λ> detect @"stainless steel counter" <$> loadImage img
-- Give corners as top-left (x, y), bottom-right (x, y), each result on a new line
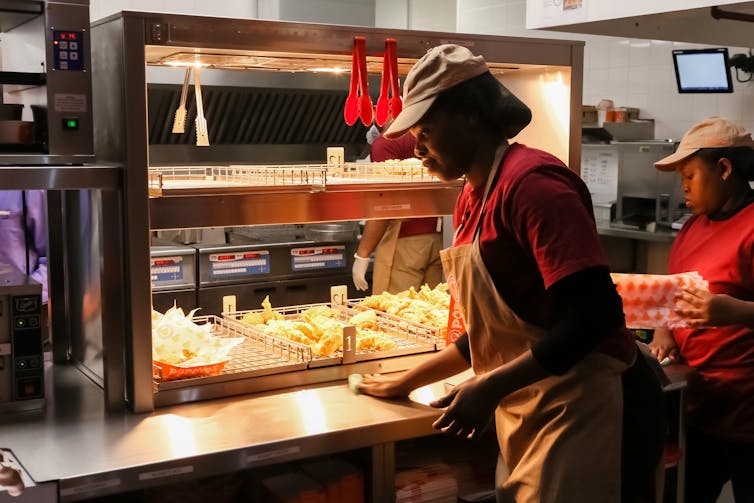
top-left (597, 224), bottom-right (677, 243)
top-left (0, 363), bottom-right (443, 501)
top-left (0, 360), bottom-right (692, 502)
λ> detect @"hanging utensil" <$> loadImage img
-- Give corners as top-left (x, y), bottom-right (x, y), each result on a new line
top-left (193, 66), bottom-right (209, 147)
top-left (374, 39), bottom-right (391, 127)
top-left (387, 38), bottom-right (402, 120)
top-left (171, 66), bottom-right (191, 134)
top-left (344, 37), bottom-right (360, 126)
top-left (356, 36), bottom-right (373, 126)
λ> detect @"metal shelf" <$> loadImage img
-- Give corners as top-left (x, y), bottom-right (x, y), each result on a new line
top-left (0, 71), bottom-right (45, 86)
top-left (0, 0), bottom-right (43, 33)
top-left (148, 182), bottom-right (462, 229)
top-left (0, 165), bottom-right (120, 190)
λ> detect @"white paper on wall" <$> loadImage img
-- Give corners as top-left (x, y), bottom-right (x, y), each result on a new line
top-left (580, 148), bottom-right (618, 204)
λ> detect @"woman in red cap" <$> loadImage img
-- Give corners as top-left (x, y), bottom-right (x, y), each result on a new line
top-left (358, 44), bottom-right (665, 502)
top-left (650, 116), bottom-right (754, 503)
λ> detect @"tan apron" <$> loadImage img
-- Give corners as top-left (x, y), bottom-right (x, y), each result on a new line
top-left (440, 145), bottom-right (629, 503)
top-left (372, 220), bottom-right (402, 295)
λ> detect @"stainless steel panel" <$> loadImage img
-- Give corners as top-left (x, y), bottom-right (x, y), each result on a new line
top-left (64, 190), bottom-right (103, 387)
top-left (44, 1), bottom-right (94, 161)
top-left (149, 186), bottom-right (461, 229)
top-left (0, 166), bottom-right (119, 190)
top-left (92, 16), bottom-right (154, 412)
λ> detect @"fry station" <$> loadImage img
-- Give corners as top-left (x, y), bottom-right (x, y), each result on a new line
top-left (0, 4), bottom-right (694, 502)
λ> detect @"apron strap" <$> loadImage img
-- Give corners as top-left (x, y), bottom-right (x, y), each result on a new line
top-left (471, 142), bottom-right (508, 243)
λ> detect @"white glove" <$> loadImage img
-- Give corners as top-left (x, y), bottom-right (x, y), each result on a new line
top-left (352, 253), bottom-right (370, 291)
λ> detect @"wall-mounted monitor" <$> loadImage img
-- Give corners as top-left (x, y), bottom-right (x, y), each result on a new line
top-left (672, 48), bottom-right (733, 93)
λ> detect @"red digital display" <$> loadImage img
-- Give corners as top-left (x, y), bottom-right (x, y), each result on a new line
top-left (216, 255), bottom-right (237, 261)
top-left (243, 253), bottom-right (260, 259)
top-left (297, 250), bottom-right (314, 255)
top-left (59, 32), bottom-right (78, 40)
top-left (153, 259), bottom-right (175, 266)
top-left (321, 248), bottom-right (336, 254)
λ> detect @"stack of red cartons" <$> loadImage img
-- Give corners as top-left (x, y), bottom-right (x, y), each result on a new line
top-left (301, 457), bottom-right (365, 503)
top-left (395, 463), bottom-right (458, 502)
top-left (260, 471), bottom-right (327, 503)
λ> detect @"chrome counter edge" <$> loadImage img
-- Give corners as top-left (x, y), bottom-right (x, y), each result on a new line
top-left (0, 363), bottom-right (440, 501)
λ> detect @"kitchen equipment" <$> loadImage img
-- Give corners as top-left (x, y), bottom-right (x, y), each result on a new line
top-left (375, 40), bottom-right (391, 126)
top-left (150, 245), bottom-right (198, 313)
top-left (194, 239), bottom-right (361, 316)
top-left (0, 0), bottom-right (94, 164)
top-left (356, 36), bottom-right (373, 126)
top-left (193, 67), bottom-right (209, 146)
top-left (387, 38), bottom-right (402, 119)
top-left (91, 12), bottom-right (583, 411)
top-left (171, 67), bottom-right (191, 134)
top-left (304, 222), bottom-right (358, 242)
top-left (344, 38), bottom-right (360, 126)
top-left (0, 264), bottom-right (43, 413)
top-left (0, 105), bottom-right (22, 120)
top-left (581, 141), bottom-right (682, 229)
top-left (0, 121), bottom-right (32, 144)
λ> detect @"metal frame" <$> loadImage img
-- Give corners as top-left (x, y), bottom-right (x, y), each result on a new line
top-left (91, 11), bottom-right (584, 413)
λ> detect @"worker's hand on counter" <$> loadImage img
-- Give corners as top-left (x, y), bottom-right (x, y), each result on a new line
top-left (352, 253), bottom-right (370, 291)
top-left (358, 373), bottom-right (411, 398)
top-left (649, 328), bottom-right (678, 363)
top-left (429, 373), bottom-right (497, 441)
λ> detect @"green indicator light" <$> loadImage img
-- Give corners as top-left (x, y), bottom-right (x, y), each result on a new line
top-left (62, 118), bottom-right (79, 130)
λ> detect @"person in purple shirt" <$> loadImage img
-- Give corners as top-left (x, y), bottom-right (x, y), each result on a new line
top-left (0, 190), bottom-right (47, 303)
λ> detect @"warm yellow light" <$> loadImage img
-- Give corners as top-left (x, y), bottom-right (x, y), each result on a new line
top-left (539, 70), bottom-right (570, 138)
top-left (160, 414), bottom-right (198, 457)
top-left (309, 67), bottom-right (348, 73)
top-left (409, 384), bottom-right (441, 406)
top-left (166, 61), bottom-right (209, 68)
top-left (294, 389), bottom-right (328, 434)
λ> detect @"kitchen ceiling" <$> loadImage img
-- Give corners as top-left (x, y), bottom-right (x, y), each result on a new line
top-left (539, 2), bottom-right (754, 47)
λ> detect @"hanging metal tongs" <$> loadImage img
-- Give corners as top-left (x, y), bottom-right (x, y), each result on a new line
top-left (171, 67), bottom-right (191, 134)
top-left (193, 66), bottom-right (210, 146)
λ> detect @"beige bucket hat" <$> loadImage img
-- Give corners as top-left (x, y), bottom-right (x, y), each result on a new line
top-left (384, 44), bottom-right (530, 139)
top-left (655, 116), bottom-right (754, 171)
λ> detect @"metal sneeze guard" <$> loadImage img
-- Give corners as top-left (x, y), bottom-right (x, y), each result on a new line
top-left (147, 161), bottom-right (443, 196)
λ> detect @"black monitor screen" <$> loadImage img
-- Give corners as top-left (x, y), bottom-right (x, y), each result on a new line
top-left (673, 48), bottom-right (733, 93)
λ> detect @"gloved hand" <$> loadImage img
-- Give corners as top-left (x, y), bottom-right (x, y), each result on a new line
top-left (352, 253), bottom-right (370, 291)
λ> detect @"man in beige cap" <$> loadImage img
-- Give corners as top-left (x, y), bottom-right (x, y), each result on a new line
top-left (358, 44), bottom-right (665, 503)
top-left (650, 116), bottom-right (754, 503)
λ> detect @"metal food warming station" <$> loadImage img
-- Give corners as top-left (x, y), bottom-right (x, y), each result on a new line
top-left (88, 11), bottom-right (584, 414)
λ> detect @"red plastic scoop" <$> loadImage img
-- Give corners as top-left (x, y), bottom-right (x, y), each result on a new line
top-left (387, 38), bottom-right (402, 120)
top-left (343, 37), bottom-right (360, 126)
top-left (355, 37), bottom-right (373, 126)
top-left (375, 39), bottom-right (391, 126)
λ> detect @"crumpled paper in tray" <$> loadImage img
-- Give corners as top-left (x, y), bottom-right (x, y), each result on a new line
top-left (610, 271), bottom-right (709, 329)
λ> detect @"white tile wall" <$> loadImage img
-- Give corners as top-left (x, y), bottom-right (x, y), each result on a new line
top-left (455, 0), bottom-right (754, 140)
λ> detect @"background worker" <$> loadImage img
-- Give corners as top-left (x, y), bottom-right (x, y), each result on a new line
top-left (352, 129), bottom-right (443, 295)
top-left (0, 190), bottom-right (47, 302)
top-left (649, 116), bottom-right (754, 503)
top-left (358, 44), bottom-right (665, 502)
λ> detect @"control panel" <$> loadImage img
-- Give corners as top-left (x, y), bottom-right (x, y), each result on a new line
top-left (10, 293), bottom-right (43, 401)
top-left (52, 30), bottom-right (85, 72)
top-left (210, 250), bottom-right (271, 279)
top-left (290, 245), bottom-right (347, 272)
